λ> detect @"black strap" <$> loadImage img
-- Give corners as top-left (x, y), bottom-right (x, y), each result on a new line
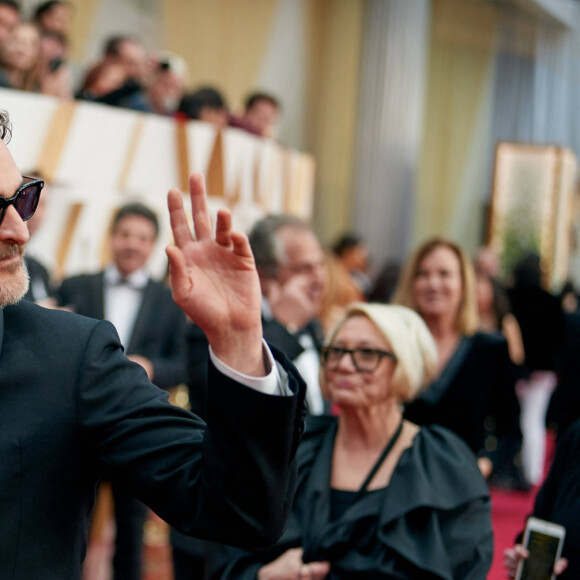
top-left (353, 417), bottom-right (404, 502)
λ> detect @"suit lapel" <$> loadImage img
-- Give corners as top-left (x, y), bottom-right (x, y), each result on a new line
top-left (93, 273), bottom-right (106, 320)
top-left (126, 280), bottom-right (154, 354)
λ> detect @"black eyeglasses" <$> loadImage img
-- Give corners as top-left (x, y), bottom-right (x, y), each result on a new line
top-left (0, 176), bottom-right (44, 226)
top-left (319, 346), bottom-right (397, 373)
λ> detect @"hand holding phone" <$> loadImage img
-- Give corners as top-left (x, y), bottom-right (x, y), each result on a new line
top-left (515, 517), bottom-right (566, 580)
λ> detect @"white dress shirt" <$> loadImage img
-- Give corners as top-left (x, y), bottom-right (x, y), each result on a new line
top-left (103, 265), bottom-right (148, 347)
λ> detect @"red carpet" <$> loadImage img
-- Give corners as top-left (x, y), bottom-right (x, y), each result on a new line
top-left (487, 431), bottom-right (556, 579)
top-left (488, 486), bottom-right (538, 579)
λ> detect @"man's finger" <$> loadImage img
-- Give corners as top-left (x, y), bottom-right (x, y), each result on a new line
top-left (231, 231), bottom-right (253, 258)
top-left (189, 172), bottom-right (212, 240)
top-left (166, 244), bottom-right (193, 306)
top-left (167, 189), bottom-right (192, 249)
top-left (215, 208), bottom-right (232, 247)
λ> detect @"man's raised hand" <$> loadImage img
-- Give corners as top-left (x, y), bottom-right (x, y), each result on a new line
top-left (166, 172), bottom-right (265, 376)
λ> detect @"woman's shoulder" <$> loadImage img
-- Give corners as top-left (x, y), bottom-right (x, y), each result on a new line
top-left (393, 424), bottom-right (489, 507)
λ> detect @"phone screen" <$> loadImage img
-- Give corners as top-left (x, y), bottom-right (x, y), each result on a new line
top-left (518, 529), bottom-right (561, 580)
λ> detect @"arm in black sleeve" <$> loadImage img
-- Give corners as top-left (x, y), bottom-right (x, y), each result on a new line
top-left (79, 321), bottom-right (306, 548)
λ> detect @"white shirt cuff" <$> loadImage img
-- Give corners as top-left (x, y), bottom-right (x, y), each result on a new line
top-left (208, 340), bottom-right (291, 396)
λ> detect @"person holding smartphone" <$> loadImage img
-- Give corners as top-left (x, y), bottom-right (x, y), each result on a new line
top-left (504, 417), bottom-right (580, 578)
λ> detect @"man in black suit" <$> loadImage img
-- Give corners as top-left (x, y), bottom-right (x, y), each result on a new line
top-left (249, 214), bottom-right (327, 414)
top-left (57, 202), bottom-right (188, 579)
top-left (0, 110), bottom-right (305, 579)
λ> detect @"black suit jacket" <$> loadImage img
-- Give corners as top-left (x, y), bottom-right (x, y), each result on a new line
top-left (57, 272), bottom-right (187, 389)
top-left (0, 300), bottom-right (305, 578)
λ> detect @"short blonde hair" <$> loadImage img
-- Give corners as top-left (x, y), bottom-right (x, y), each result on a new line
top-left (320, 303), bottom-right (438, 403)
top-left (392, 237), bottom-right (479, 335)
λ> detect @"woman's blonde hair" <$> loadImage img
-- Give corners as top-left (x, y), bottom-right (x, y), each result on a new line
top-left (320, 303), bottom-right (438, 403)
top-left (391, 237), bottom-right (479, 335)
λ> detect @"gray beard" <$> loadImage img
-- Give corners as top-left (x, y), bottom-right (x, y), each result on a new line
top-left (0, 257), bottom-right (29, 308)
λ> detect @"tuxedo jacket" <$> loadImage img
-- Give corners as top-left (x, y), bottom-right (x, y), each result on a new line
top-left (57, 272), bottom-right (187, 389)
top-left (0, 300), bottom-right (305, 578)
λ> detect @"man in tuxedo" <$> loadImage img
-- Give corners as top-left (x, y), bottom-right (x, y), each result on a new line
top-left (0, 110), bottom-right (305, 578)
top-left (57, 202), bottom-right (188, 579)
top-left (249, 214), bottom-right (327, 415)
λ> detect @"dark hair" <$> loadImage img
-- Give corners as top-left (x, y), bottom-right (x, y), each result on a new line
top-left (0, 109), bottom-right (12, 142)
top-left (0, 0), bottom-right (19, 12)
top-left (103, 35), bottom-right (139, 57)
top-left (367, 260), bottom-right (401, 303)
top-left (33, 0), bottom-right (65, 21)
top-left (248, 214), bottom-right (311, 279)
top-left (332, 233), bottom-right (363, 257)
top-left (244, 92), bottom-right (280, 112)
top-left (178, 87), bottom-right (226, 120)
top-left (112, 203), bottom-right (159, 237)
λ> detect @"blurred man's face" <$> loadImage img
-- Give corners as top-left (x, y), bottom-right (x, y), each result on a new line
top-left (117, 40), bottom-right (146, 81)
top-left (276, 226), bottom-right (326, 310)
top-left (244, 100), bottom-right (279, 138)
top-left (111, 214), bottom-right (156, 276)
top-left (38, 3), bottom-right (70, 34)
top-left (0, 139), bottom-right (30, 306)
top-left (0, 5), bottom-right (19, 46)
top-left (2, 23), bottom-right (40, 73)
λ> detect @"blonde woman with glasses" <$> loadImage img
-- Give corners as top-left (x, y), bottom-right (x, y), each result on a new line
top-left (208, 303), bottom-right (493, 579)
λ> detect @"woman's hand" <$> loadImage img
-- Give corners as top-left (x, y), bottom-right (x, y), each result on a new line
top-left (257, 548), bottom-right (330, 580)
top-left (504, 544), bottom-right (568, 577)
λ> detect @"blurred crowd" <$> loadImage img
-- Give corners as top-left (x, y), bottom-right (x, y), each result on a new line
top-left (0, 0), bottom-right (281, 138)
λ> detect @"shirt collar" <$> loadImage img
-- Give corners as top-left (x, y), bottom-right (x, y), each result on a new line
top-left (104, 264), bottom-right (149, 290)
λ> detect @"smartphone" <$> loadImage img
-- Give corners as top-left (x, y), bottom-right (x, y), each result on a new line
top-left (515, 516), bottom-right (566, 580)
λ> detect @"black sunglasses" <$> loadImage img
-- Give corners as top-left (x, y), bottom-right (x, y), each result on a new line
top-left (0, 176), bottom-right (44, 226)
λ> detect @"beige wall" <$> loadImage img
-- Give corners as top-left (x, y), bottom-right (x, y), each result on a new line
top-left (306, 0), bottom-right (364, 245)
top-left (162, 0), bottom-right (364, 241)
top-left (414, 0), bottom-right (499, 250)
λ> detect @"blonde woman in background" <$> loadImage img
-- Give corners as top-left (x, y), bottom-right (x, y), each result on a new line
top-left (393, 237), bottom-right (526, 489)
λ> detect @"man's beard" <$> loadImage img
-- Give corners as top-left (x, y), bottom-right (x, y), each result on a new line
top-left (0, 243), bottom-right (29, 307)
